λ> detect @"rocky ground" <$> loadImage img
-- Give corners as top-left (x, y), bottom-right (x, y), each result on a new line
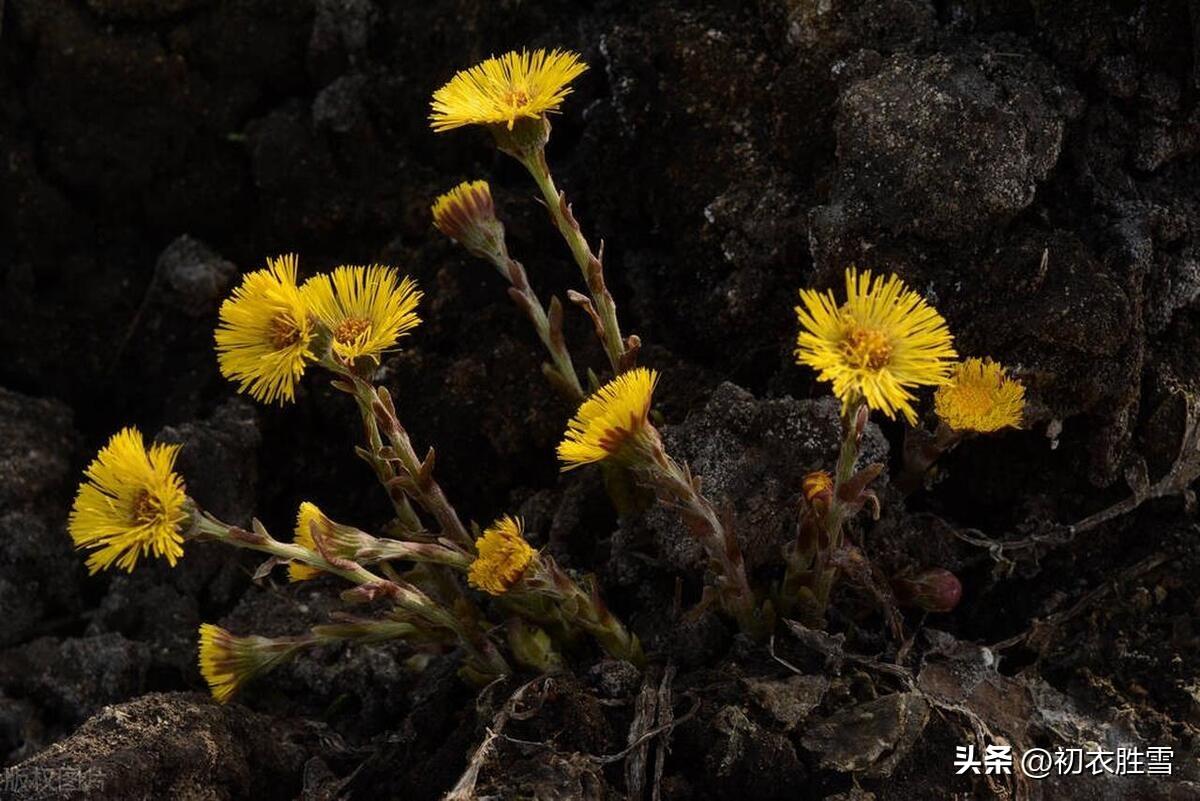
top-left (2, 1), bottom-right (1200, 799)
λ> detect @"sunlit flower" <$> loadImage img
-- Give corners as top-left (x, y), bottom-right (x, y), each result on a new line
top-left (557, 367), bottom-right (659, 470)
top-left (301, 265), bottom-right (422, 363)
top-left (198, 624), bottom-right (309, 704)
top-left (468, 515), bottom-right (535, 595)
top-left (68, 427), bottom-right (189, 574)
top-left (795, 268), bottom-right (956, 424)
top-left (432, 180), bottom-right (505, 258)
top-left (215, 254), bottom-right (317, 404)
top-left (934, 358), bottom-right (1025, 433)
top-left (430, 48), bottom-right (588, 132)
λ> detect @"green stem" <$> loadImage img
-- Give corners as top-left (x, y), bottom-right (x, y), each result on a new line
top-left (519, 147), bottom-right (627, 374)
top-left (191, 511), bottom-right (508, 677)
top-left (346, 373), bottom-right (474, 552)
top-left (490, 250), bottom-right (585, 400)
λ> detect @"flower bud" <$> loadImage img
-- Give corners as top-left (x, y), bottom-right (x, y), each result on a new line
top-left (432, 180), bottom-right (506, 260)
top-left (802, 471), bottom-right (834, 504)
top-left (891, 568), bottom-right (963, 613)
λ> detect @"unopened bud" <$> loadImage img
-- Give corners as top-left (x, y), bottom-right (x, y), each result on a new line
top-left (432, 180), bottom-right (506, 260)
top-left (891, 568), bottom-right (963, 613)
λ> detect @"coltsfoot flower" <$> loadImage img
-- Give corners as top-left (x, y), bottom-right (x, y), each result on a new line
top-left (289, 501), bottom-right (372, 582)
top-left (198, 624), bottom-right (310, 704)
top-left (468, 515), bottom-right (535, 595)
top-left (558, 367), bottom-right (659, 470)
top-left (68, 427), bottom-right (188, 574)
top-left (934, 357), bottom-right (1025, 433)
top-left (430, 48), bottom-right (588, 133)
top-left (432, 180), bottom-right (504, 259)
top-left (290, 502), bottom-right (329, 582)
top-left (795, 268), bottom-right (956, 424)
top-left (215, 254), bottom-right (316, 404)
top-left (302, 265), bottom-right (422, 363)
top-left (801, 471), bottom-right (834, 506)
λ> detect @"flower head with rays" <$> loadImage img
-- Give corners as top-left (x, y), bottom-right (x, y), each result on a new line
top-left (558, 367), bottom-right (659, 470)
top-left (430, 48), bottom-right (588, 132)
top-left (795, 268), bottom-right (956, 424)
top-left (934, 357), bottom-right (1025, 433)
top-left (432, 180), bottom-right (505, 259)
top-left (198, 624), bottom-right (310, 704)
top-left (215, 254), bottom-right (316, 404)
top-left (302, 265), bottom-right (422, 363)
top-left (68, 427), bottom-right (189, 574)
top-left (468, 515), bottom-right (536, 596)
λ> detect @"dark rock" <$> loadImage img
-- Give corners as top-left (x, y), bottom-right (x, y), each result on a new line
top-left (0, 513), bottom-right (85, 650)
top-left (646, 383), bottom-right (887, 575)
top-left (0, 389), bottom-right (78, 512)
top-left (816, 46), bottom-right (1081, 245)
top-left (158, 399), bottom-right (261, 525)
top-left (0, 635), bottom-right (150, 726)
top-left (3, 692), bottom-right (318, 801)
top-left (0, 388), bottom-right (82, 649)
top-left (587, 659), bottom-right (642, 700)
top-left (151, 236), bottom-right (238, 320)
top-left (702, 705), bottom-right (803, 801)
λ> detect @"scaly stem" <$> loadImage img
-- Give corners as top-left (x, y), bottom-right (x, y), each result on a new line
top-left (344, 372), bottom-right (474, 552)
top-left (519, 147), bottom-right (627, 374)
top-left (811, 399), bottom-right (867, 617)
top-left (486, 247), bottom-right (585, 400)
top-left (355, 392), bottom-right (425, 533)
top-left (527, 556), bottom-right (644, 664)
top-left (638, 439), bottom-right (759, 635)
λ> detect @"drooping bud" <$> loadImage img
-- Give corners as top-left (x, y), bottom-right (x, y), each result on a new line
top-left (891, 568), bottom-right (963, 613)
top-left (432, 180), bottom-right (506, 260)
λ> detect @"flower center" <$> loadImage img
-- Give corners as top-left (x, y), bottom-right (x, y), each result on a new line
top-left (947, 385), bottom-right (994, 418)
top-left (132, 489), bottom-right (162, 526)
top-left (269, 315), bottom-right (302, 350)
top-left (840, 326), bottom-right (893, 371)
top-left (503, 88), bottom-right (531, 110)
top-left (334, 317), bottom-right (372, 345)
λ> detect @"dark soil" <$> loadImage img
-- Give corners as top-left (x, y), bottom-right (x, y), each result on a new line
top-left (2, 1), bottom-right (1200, 799)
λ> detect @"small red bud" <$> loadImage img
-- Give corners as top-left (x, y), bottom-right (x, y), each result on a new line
top-left (892, 568), bottom-right (963, 613)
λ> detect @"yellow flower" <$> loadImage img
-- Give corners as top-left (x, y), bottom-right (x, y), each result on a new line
top-left (557, 367), bottom-right (659, 470)
top-left (432, 180), bottom-right (504, 258)
top-left (68, 427), bottom-right (188, 574)
top-left (287, 501), bottom-right (367, 582)
top-left (301, 265), bottom-right (422, 363)
top-left (801, 471), bottom-right (834, 503)
top-left (795, 268), bottom-right (956, 424)
top-left (468, 515), bottom-right (535, 595)
top-left (934, 358), bottom-right (1025, 433)
top-left (289, 502), bottom-right (327, 582)
top-left (430, 48), bottom-right (588, 132)
top-left (198, 624), bottom-right (308, 704)
top-left (215, 254), bottom-right (317, 405)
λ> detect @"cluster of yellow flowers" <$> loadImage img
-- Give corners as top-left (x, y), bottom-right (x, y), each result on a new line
top-left (65, 46), bottom-right (1030, 703)
top-left (213, 256), bottom-right (421, 404)
top-left (795, 267), bottom-right (1024, 431)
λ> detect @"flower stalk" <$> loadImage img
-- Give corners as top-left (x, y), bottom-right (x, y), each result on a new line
top-left (432, 180), bottom-right (584, 400)
top-left (516, 140), bottom-right (630, 375)
top-left (190, 509), bottom-right (510, 679)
